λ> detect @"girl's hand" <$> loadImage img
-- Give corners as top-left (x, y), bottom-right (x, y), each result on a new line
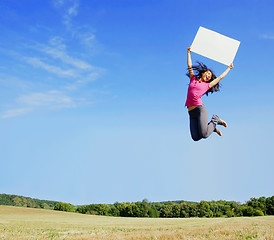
top-left (187, 46), bottom-right (191, 53)
top-left (229, 63), bottom-right (234, 69)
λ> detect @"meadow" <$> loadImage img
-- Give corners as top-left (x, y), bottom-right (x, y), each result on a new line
top-left (0, 205), bottom-right (273, 239)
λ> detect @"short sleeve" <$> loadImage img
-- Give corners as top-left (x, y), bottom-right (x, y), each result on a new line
top-left (206, 82), bottom-right (211, 90)
top-left (190, 75), bottom-right (196, 82)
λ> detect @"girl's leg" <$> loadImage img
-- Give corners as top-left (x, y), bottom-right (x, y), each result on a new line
top-left (198, 105), bottom-right (220, 139)
top-left (188, 106), bottom-right (224, 141)
top-left (189, 112), bottom-right (202, 141)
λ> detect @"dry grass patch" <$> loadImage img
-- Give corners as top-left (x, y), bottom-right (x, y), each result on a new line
top-left (0, 205), bottom-right (273, 239)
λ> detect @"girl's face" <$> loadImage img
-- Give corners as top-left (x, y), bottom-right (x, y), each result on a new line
top-left (202, 70), bottom-right (212, 82)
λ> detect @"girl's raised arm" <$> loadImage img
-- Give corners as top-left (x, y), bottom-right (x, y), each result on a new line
top-left (209, 63), bottom-right (234, 88)
top-left (187, 46), bottom-right (194, 79)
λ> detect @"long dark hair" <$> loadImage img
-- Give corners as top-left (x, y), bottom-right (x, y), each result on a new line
top-left (186, 62), bottom-right (219, 95)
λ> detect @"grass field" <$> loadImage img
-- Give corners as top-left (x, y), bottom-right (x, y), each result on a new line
top-left (0, 205), bottom-right (273, 239)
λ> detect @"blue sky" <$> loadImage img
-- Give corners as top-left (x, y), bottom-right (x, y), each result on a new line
top-left (0, 0), bottom-right (273, 205)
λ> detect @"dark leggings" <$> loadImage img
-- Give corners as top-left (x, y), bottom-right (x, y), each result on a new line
top-left (188, 105), bottom-right (221, 141)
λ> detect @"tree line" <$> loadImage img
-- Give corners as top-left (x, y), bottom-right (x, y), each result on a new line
top-left (0, 194), bottom-right (58, 210)
top-left (59, 196), bottom-right (274, 218)
top-left (1, 193), bottom-right (273, 218)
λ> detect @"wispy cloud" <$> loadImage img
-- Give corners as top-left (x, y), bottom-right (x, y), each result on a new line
top-left (1, 43), bottom-right (101, 118)
top-left (1, 90), bottom-right (78, 119)
top-left (18, 90), bottom-right (76, 108)
top-left (52, 0), bottom-right (99, 52)
top-left (1, 108), bottom-right (34, 119)
top-left (1, 86), bottom-right (95, 118)
top-left (25, 37), bottom-right (105, 89)
top-left (53, 0), bottom-right (65, 8)
top-left (25, 57), bottom-right (78, 78)
top-left (64, 71), bottom-right (104, 90)
top-left (261, 34), bottom-right (274, 40)
top-left (68, 1), bottom-right (79, 16)
top-left (0, 0), bottom-right (107, 119)
top-left (53, 0), bottom-right (80, 29)
top-left (64, 2), bottom-right (79, 28)
top-left (38, 44), bottom-right (94, 71)
top-left (52, 0), bottom-right (97, 48)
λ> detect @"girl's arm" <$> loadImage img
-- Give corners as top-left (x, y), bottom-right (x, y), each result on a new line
top-left (209, 63), bottom-right (234, 88)
top-left (187, 46), bottom-right (194, 79)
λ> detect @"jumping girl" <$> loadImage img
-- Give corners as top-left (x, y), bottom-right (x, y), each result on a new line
top-left (186, 46), bottom-right (233, 141)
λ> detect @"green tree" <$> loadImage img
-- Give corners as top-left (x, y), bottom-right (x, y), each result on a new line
top-left (225, 210), bottom-right (234, 218)
top-left (266, 196), bottom-right (274, 215)
top-left (54, 202), bottom-right (73, 212)
top-left (94, 204), bottom-right (111, 216)
top-left (109, 205), bottom-right (120, 216)
top-left (172, 204), bottom-right (181, 218)
top-left (180, 203), bottom-right (190, 218)
top-left (113, 202), bottom-right (130, 217)
top-left (209, 201), bottom-right (220, 217)
top-left (160, 204), bottom-right (173, 218)
top-left (188, 202), bottom-right (199, 217)
top-left (133, 201), bottom-right (149, 217)
top-left (238, 205), bottom-right (248, 216)
top-left (247, 197), bottom-right (266, 215)
top-left (199, 201), bottom-right (213, 218)
top-left (246, 206), bottom-right (255, 216)
top-left (12, 197), bottom-right (21, 206)
top-left (41, 203), bottom-right (50, 209)
top-left (148, 204), bottom-right (159, 218)
top-left (254, 209), bottom-right (264, 216)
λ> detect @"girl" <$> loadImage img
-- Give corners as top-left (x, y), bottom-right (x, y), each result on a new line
top-left (185, 46), bottom-right (233, 141)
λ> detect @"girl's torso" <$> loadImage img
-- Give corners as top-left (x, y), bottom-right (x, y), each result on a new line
top-left (185, 76), bottom-right (210, 110)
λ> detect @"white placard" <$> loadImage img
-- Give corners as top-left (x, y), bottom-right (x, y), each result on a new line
top-left (191, 26), bottom-right (240, 66)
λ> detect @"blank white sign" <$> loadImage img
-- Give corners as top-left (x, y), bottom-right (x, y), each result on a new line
top-left (191, 27), bottom-right (240, 66)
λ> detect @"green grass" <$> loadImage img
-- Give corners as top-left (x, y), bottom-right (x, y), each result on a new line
top-left (0, 205), bottom-right (273, 239)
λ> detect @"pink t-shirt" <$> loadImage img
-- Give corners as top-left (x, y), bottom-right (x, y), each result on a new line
top-left (185, 76), bottom-right (211, 106)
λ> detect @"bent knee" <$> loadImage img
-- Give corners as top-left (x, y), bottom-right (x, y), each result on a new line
top-left (200, 130), bottom-right (209, 139)
top-left (192, 136), bottom-right (201, 141)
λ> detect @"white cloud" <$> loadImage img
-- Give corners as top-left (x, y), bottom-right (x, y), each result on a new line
top-left (76, 71), bottom-right (102, 84)
top-left (84, 34), bottom-right (95, 42)
top-left (49, 36), bottom-right (66, 50)
top-left (41, 45), bottom-right (94, 70)
top-left (0, 89), bottom-right (89, 119)
top-left (26, 57), bottom-right (78, 78)
top-left (52, 0), bottom-right (98, 50)
top-left (78, 31), bottom-right (98, 49)
top-left (1, 108), bottom-right (34, 119)
top-left (18, 90), bottom-right (76, 108)
top-left (0, 0), bottom-right (107, 119)
top-left (261, 34), bottom-right (274, 40)
top-left (53, 0), bottom-right (80, 29)
top-left (53, 0), bottom-right (65, 8)
top-left (27, 38), bottom-right (105, 89)
top-left (64, 71), bottom-right (103, 90)
top-left (68, 1), bottom-right (79, 16)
